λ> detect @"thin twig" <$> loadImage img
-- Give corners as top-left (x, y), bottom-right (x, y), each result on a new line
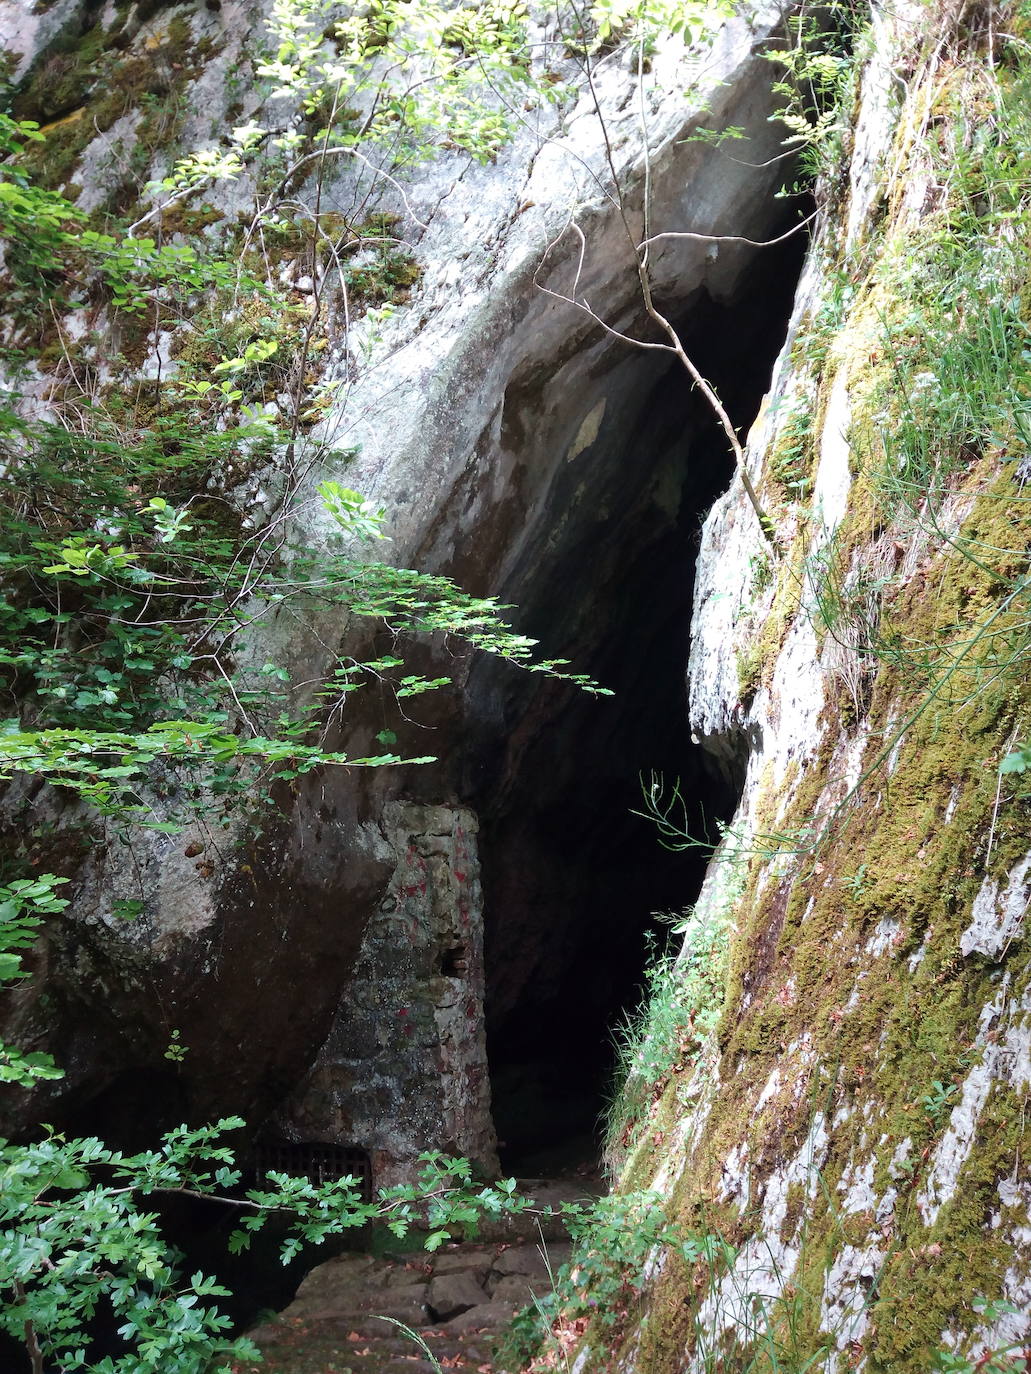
top-left (639, 209), bottom-right (819, 251)
top-left (533, 10), bottom-right (782, 548)
top-left (13, 1281), bottom-right (44, 1374)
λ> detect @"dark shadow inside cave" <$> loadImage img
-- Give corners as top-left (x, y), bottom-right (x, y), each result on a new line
top-left (466, 224), bottom-right (810, 1176)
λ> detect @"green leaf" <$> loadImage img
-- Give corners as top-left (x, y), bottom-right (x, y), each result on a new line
top-left (1001, 744), bottom-right (1031, 774)
top-left (52, 1164), bottom-right (91, 1189)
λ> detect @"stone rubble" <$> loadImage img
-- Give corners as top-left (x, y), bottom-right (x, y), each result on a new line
top-left (244, 1237), bottom-right (573, 1374)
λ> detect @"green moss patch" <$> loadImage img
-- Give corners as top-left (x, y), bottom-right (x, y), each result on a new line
top-left (14, 12), bottom-right (218, 196)
top-left (586, 9), bottom-right (1031, 1372)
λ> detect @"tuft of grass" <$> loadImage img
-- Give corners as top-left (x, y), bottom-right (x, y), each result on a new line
top-left (603, 890), bottom-right (740, 1176)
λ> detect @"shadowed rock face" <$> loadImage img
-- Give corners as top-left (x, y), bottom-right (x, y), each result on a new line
top-left (464, 245), bottom-right (808, 1167)
top-left (269, 231), bottom-right (807, 1181)
top-left (0, 0), bottom-right (806, 1174)
top-left (1, 787), bottom-right (393, 1144)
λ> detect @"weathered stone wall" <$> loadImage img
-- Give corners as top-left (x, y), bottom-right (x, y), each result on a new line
top-left (275, 803), bottom-right (497, 1186)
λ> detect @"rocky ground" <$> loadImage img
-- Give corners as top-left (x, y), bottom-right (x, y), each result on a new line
top-left (237, 1180), bottom-right (596, 1374)
top-left (239, 1239), bottom-right (567, 1374)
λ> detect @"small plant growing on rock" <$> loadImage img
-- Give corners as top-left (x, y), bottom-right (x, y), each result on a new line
top-left (603, 900), bottom-right (734, 1170)
top-left (496, 1193), bottom-right (733, 1372)
top-left (919, 1079), bottom-right (959, 1122)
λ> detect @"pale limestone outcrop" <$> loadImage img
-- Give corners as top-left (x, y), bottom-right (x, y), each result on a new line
top-left (617, 0), bottom-right (1031, 1366)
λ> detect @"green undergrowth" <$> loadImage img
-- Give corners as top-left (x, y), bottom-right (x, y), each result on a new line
top-left (4, 0), bottom-right (1031, 1369)
top-left (496, 1193), bottom-right (736, 1374)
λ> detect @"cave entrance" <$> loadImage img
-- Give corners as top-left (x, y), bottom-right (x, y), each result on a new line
top-left (467, 225), bottom-right (809, 1177)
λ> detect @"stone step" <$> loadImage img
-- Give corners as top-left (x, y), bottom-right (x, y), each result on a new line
top-left (242, 1177), bottom-right (598, 1374)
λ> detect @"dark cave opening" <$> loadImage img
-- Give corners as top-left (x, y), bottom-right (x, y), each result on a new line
top-left (0, 215), bottom-right (811, 1374)
top-left (470, 225), bottom-right (810, 1176)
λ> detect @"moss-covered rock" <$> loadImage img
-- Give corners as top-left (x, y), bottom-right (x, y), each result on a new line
top-left (597, 3), bottom-right (1031, 1370)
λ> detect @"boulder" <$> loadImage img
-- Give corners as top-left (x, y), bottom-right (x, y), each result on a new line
top-left (426, 1270), bottom-right (489, 1322)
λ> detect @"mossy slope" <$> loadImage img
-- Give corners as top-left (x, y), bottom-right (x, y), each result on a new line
top-left (598, 5), bottom-right (1031, 1371)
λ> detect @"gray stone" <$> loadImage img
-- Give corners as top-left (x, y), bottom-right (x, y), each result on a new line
top-left (491, 1244), bottom-right (552, 1279)
top-left (294, 1253), bottom-right (380, 1300)
top-left (362, 1279), bottom-right (430, 1307)
top-left (431, 1245), bottom-right (495, 1279)
top-left (426, 1270), bottom-right (489, 1321)
top-left (436, 1298), bottom-right (524, 1335)
top-left (244, 1321), bottom-right (284, 1346)
top-left (285, 1278), bottom-right (429, 1327)
top-left (274, 803), bottom-right (499, 1187)
top-left (428, 1253), bottom-right (492, 1269)
top-left (960, 854), bottom-right (1031, 959)
top-left (356, 1281), bottom-right (430, 1325)
top-left (541, 1242), bottom-right (573, 1272)
top-left (490, 1273), bottom-right (553, 1305)
top-left (383, 1259), bottom-right (434, 1287)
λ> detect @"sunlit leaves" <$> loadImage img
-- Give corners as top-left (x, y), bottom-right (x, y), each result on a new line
top-left (590, 0), bottom-right (732, 48)
top-left (318, 481), bottom-right (388, 542)
top-left (252, 0), bottom-right (550, 166)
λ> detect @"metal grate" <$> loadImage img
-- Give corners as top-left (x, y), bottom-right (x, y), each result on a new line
top-left (247, 1142), bottom-right (372, 1200)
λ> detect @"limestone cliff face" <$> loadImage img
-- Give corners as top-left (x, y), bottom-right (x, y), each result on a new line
top-left (3, 0), bottom-right (1029, 1361)
top-left (608, 2), bottom-right (1031, 1368)
top-left (0, 0), bottom-right (798, 1176)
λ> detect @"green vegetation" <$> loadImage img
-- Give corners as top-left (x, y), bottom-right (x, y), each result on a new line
top-left (0, 880), bottom-right (533, 1372)
top-left (0, 874), bottom-right (67, 1086)
top-left (603, 882), bottom-right (741, 1177)
top-left (0, 67), bottom-right (613, 829)
top-left (765, 0), bottom-right (862, 188)
top-left (496, 1192), bottom-right (736, 1372)
top-left (0, 391), bottom-right (607, 826)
